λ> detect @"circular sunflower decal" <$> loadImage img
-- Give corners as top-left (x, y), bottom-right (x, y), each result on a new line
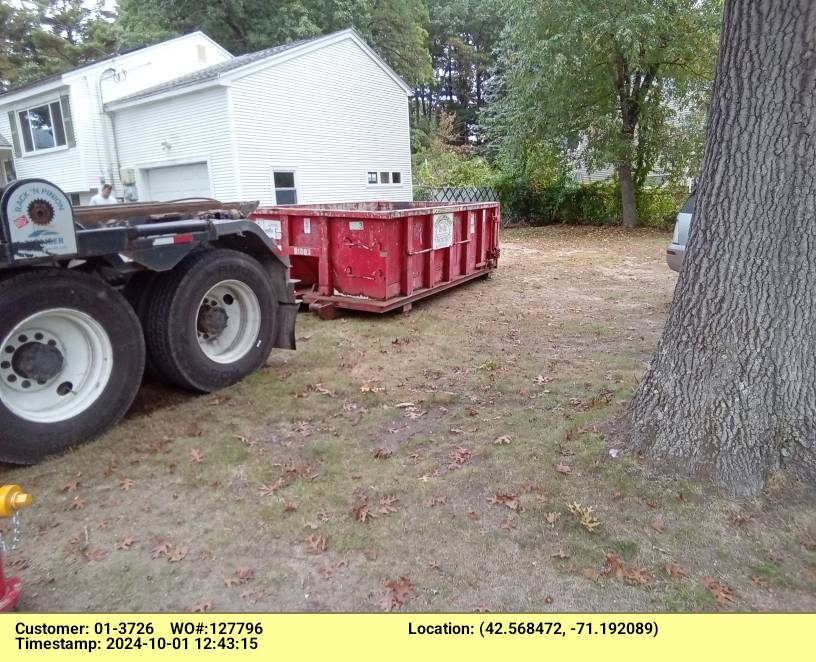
top-left (28, 199), bottom-right (55, 227)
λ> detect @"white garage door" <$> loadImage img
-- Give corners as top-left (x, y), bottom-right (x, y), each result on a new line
top-left (145, 162), bottom-right (212, 201)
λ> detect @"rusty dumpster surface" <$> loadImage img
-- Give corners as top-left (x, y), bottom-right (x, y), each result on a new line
top-left (249, 201), bottom-right (500, 316)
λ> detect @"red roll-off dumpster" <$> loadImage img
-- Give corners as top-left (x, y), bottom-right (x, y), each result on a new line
top-left (250, 201), bottom-right (500, 316)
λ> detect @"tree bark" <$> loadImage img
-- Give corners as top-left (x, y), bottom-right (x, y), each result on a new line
top-left (628, 0), bottom-right (816, 496)
top-left (618, 158), bottom-right (640, 228)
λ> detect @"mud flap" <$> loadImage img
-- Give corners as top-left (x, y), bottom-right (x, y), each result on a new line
top-left (274, 302), bottom-right (298, 350)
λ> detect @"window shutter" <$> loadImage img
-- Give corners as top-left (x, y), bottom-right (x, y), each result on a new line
top-left (59, 94), bottom-right (75, 147)
top-left (6, 111), bottom-right (21, 157)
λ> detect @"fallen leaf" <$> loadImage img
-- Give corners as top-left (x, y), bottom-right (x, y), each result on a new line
top-left (189, 448), bottom-right (205, 464)
top-left (258, 482), bottom-right (281, 497)
top-left (283, 501), bottom-right (299, 513)
top-left (730, 513), bottom-right (752, 526)
top-left (601, 553), bottom-right (651, 587)
top-left (363, 549), bottom-right (379, 561)
top-left (168, 547), bottom-right (188, 563)
top-left (544, 596), bottom-right (554, 604)
top-left (191, 600), bottom-right (212, 613)
top-left (381, 577), bottom-right (416, 611)
top-left (354, 504), bottom-right (371, 522)
top-left (494, 435), bottom-right (512, 445)
top-left (82, 547), bottom-right (107, 562)
top-left (305, 534), bottom-right (329, 554)
top-left (545, 512), bottom-right (561, 527)
top-left (372, 447), bottom-right (393, 459)
top-left (116, 536), bottom-right (137, 551)
top-left (646, 500), bottom-right (658, 509)
top-left (424, 493), bottom-right (447, 507)
top-left (467, 511), bottom-right (480, 521)
top-left (611, 490), bottom-right (622, 500)
top-left (568, 502), bottom-right (601, 532)
top-left (649, 517), bottom-right (666, 533)
top-left (66, 496), bottom-right (86, 511)
top-left (475, 603), bottom-right (491, 612)
top-left (701, 578), bottom-right (735, 609)
top-left (582, 568), bottom-right (600, 582)
top-left (448, 446), bottom-right (471, 469)
top-left (665, 562), bottom-right (689, 580)
top-left (150, 539), bottom-right (173, 559)
top-left (377, 495), bottom-right (399, 515)
top-left (500, 517), bottom-right (516, 531)
top-left (232, 567), bottom-right (255, 584)
top-left (534, 375), bottom-right (554, 384)
top-left (240, 589), bottom-right (262, 602)
top-left (488, 492), bottom-right (523, 512)
top-left (62, 478), bottom-right (81, 493)
top-left (555, 463), bottom-right (573, 476)
top-left (119, 478), bottom-right (135, 491)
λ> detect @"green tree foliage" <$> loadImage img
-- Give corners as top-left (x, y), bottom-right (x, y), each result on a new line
top-left (415, 0), bottom-right (505, 143)
top-left (116, 0), bottom-right (432, 87)
top-left (482, 0), bottom-right (722, 227)
top-left (411, 111), bottom-right (493, 188)
top-left (0, 0), bottom-right (117, 90)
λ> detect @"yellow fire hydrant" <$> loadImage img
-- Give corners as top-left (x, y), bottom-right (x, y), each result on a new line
top-left (0, 485), bottom-right (32, 519)
top-left (1, 484), bottom-right (31, 611)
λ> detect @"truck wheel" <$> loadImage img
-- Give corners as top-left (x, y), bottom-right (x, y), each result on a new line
top-left (0, 270), bottom-right (145, 464)
top-left (145, 249), bottom-right (277, 392)
top-left (123, 272), bottom-right (160, 381)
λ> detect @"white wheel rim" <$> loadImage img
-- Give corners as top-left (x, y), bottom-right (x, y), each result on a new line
top-left (196, 280), bottom-right (261, 364)
top-left (0, 309), bottom-right (114, 424)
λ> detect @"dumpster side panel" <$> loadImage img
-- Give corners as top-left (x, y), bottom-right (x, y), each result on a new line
top-left (250, 202), bottom-right (499, 313)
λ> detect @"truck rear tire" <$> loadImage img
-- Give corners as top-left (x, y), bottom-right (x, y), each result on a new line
top-left (145, 249), bottom-right (277, 393)
top-left (0, 270), bottom-right (145, 464)
top-left (123, 271), bottom-right (160, 381)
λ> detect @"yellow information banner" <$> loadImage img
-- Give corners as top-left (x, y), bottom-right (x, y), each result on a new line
top-left (0, 613), bottom-right (812, 661)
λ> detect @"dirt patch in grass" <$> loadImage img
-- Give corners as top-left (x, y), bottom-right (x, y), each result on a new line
top-left (2, 225), bottom-right (815, 612)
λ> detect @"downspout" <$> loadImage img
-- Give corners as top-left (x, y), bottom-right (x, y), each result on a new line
top-left (97, 68), bottom-right (119, 188)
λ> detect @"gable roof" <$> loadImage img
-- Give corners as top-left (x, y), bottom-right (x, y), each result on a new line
top-left (108, 37), bottom-right (312, 106)
top-left (0, 32), bottom-right (232, 104)
top-left (106, 29), bottom-right (412, 110)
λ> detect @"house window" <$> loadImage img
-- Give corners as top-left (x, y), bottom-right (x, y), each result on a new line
top-left (18, 101), bottom-right (67, 152)
top-left (273, 170), bottom-right (297, 205)
top-left (368, 170), bottom-right (403, 185)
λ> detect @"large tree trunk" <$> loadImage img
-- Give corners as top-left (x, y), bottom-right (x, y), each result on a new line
top-left (628, 0), bottom-right (816, 496)
top-left (618, 159), bottom-right (639, 228)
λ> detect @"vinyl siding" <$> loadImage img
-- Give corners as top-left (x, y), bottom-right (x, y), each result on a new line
top-left (0, 33), bottom-right (231, 198)
top-left (229, 37), bottom-right (412, 205)
top-left (0, 88), bottom-right (89, 193)
top-left (110, 86), bottom-right (237, 201)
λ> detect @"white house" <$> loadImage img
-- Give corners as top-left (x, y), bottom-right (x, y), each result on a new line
top-left (0, 29), bottom-right (413, 206)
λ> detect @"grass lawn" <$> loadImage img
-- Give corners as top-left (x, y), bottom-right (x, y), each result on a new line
top-left (2, 226), bottom-right (815, 612)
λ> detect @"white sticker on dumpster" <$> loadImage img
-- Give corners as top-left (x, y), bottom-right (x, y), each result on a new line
top-left (303, 218), bottom-right (311, 234)
top-left (349, 221), bottom-right (364, 231)
top-left (256, 219), bottom-right (282, 241)
top-left (433, 212), bottom-right (454, 249)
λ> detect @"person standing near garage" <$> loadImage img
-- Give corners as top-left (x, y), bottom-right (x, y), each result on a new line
top-left (89, 183), bottom-right (119, 205)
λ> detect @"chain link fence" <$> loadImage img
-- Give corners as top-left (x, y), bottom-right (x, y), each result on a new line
top-left (413, 186), bottom-right (498, 204)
